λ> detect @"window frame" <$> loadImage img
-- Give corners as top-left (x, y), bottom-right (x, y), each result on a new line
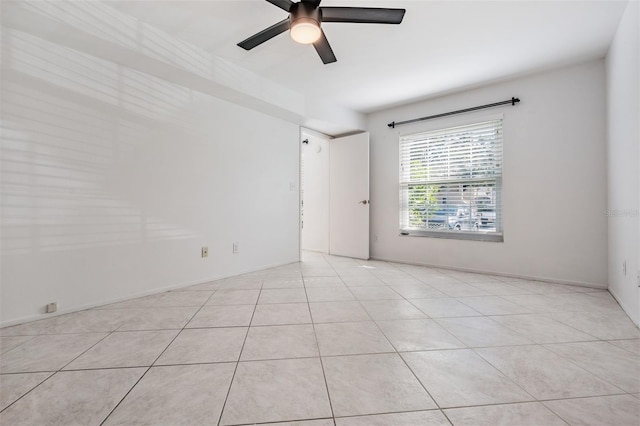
top-left (398, 115), bottom-right (504, 243)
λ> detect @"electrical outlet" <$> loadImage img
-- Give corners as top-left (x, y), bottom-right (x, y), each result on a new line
top-left (46, 302), bottom-right (57, 313)
top-left (622, 260), bottom-right (627, 275)
top-left (289, 182), bottom-right (296, 192)
top-left (637, 271), bottom-right (640, 287)
top-left (201, 246), bottom-right (208, 258)
top-left (374, 234), bottom-right (379, 242)
top-left (233, 242), bottom-right (239, 254)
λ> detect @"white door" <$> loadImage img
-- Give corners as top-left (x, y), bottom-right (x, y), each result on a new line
top-left (329, 132), bottom-right (370, 259)
top-left (300, 133), bottom-right (330, 253)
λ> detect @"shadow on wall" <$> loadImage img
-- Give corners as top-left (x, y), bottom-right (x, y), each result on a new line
top-left (0, 0), bottom-right (231, 255)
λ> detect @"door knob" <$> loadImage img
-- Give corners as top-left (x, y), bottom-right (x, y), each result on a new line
top-left (358, 200), bottom-right (369, 205)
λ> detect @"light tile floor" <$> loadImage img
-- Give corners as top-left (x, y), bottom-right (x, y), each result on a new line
top-left (1, 251), bottom-right (639, 425)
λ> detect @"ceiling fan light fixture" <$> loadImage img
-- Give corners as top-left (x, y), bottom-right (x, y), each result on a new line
top-left (290, 17), bottom-right (321, 44)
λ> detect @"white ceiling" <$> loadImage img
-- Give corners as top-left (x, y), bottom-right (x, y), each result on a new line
top-left (10, 0), bottom-right (624, 117)
top-left (107, 0), bottom-right (628, 114)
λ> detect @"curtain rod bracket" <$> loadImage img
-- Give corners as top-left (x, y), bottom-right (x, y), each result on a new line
top-left (388, 97), bottom-right (521, 128)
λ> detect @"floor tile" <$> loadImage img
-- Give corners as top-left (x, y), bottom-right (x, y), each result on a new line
top-left (465, 281), bottom-right (532, 296)
top-left (251, 303), bottom-right (312, 325)
top-left (544, 341), bottom-right (640, 393)
top-left (207, 289), bottom-right (260, 305)
top-left (64, 330), bottom-right (178, 370)
top-left (450, 272), bottom-right (505, 283)
top-left (608, 338), bottom-right (640, 354)
top-left (428, 282), bottom-right (491, 297)
top-left (219, 358), bottom-right (331, 425)
top-left (379, 277), bottom-right (425, 286)
top-left (0, 336), bottom-right (34, 354)
top-left (340, 276), bottom-right (385, 287)
top-left (241, 324), bottom-right (318, 361)
top-left (361, 300), bottom-right (427, 320)
top-left (259, 288), bottom-right (308, 304)
top-left (96, 294), bottom-right (163, 309)
top-left (543, 395), bottom-right (640, 426)
top-left (154, 290), bottom-right (213, 307)
top-left (389, 284), bottom-right (447, 299)
top-left (349, 286), bottom-right (403, 301)
top-left (549, 311), bottom-right (640, 340)
top-left (376, 319), bottom-right (465, 351)
top-left (309, 301), bottom-right (370, 323)
top-left (323, 353), bottom-right (436, 417)
top-left (306, 287), bottom-right (355, 302)
top-left (0, 372), bottom-right (53, 411)
top-left (444, 402), bottom-right (566, 425)
top-left (509, 281), bottom-right (589, 294)
top-left (187, 305), bottom-right (255, 327)
top-left (270, 420), bottom-right (334, 426)
top-left (410, 297), bottom-right (482, 318)
top-left (261, 279), bottom-right (305, 289)
top-left (314, 321), bottom-right (394, 356)
top-left (303, 277), bottom-right (346, 288)
top-left (116, 307), bottom-right (198, 331)
top-left (103, 363), bottom-right (235, 425)
top-left (489, 314), bottom-right (596, 343)
top-left (0, 333), bottom-right (107, 373)
top-left (0, 316), bottom-right (72, 336)
top-left (180, 281), bottom-right (221, 291)
top-left (216, 280), bottom-right (263, 290)
top-left (500, 294), bottom-right (575, 313)
top-left (155, 327), bottom-right (247, 365)
top-left (553, 292), bottom-right (623, 313)
top-left (436, 317), bottom-right (532, 347)
top-left (402, 349), bottom-right (532, 408)
top-left (3, 254), bottom-right (638, 426)
top-left (475, 345), bottom-right (623, 399)
top-left (302, 268), bottom-right (338, 278)
top-left (0, 368), bottom-right (144, 425)
top-left (52, 309), bottom-right (132, 333)
top-left (335, 410), bottom-right (449, 426)
top-left (458, 296), bottom-right (533, 315)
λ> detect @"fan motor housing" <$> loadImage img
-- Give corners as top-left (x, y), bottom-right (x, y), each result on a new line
top-left (290, 2), bottom-right (322, 28)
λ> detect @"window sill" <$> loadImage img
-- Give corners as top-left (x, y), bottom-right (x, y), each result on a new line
top-left (399, 229), bottom-right (504, 242)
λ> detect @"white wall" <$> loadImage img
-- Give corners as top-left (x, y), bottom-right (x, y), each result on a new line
top-left (606, 0), bottom-right (640, 324)
top-left (367, 60), bottom-right (608, 287)
top-left (1, 28), bottom-right (300, 325)
top-left (301, 131), bottom-right (330, 253)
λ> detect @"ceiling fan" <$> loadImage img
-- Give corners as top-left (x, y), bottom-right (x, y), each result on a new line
top-left (237, 0), bottom-right (406, 64)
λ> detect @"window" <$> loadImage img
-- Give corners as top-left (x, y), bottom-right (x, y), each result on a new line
top-left (399, 119), bottom-right (503, 241)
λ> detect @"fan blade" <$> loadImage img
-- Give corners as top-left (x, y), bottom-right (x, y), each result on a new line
top-left (301, 0), bottom-right (322, 7)
top-left (238, 18), bottom-right (290, 50)
top-left (265, 0), bottom-right (294, 12)
top-left (313, 30), bottom-right (336, 64)
top-left (320, 7), bottom-right (405, 24)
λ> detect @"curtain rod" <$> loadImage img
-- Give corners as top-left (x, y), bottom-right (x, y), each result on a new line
top-left (387, 97), bottom-right (521, 129)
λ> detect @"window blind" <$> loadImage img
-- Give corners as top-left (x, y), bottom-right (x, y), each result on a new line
top-left (399, 119), bottom-right (503, 241)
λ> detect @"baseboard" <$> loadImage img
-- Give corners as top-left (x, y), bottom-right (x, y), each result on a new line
top-left (608, 286), bottom-right (640, 327)
top-left (0, 258), bottom-right (300, 328)
top-left (370, 255), bottom-right (607, 290)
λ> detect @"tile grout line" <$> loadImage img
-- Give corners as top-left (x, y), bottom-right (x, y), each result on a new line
top-left (216, 282), bottom-right (264, 426)
top-left (98, 287), bottom-right (219, 426)
top-left (320, 254), bottom-right (454, 423)
top-left (0, 327), bottom-right (115, 414)
top-left (302, 266), bottom-right (337, 425)
top-left (2, 257), bottom-right (638, 423)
